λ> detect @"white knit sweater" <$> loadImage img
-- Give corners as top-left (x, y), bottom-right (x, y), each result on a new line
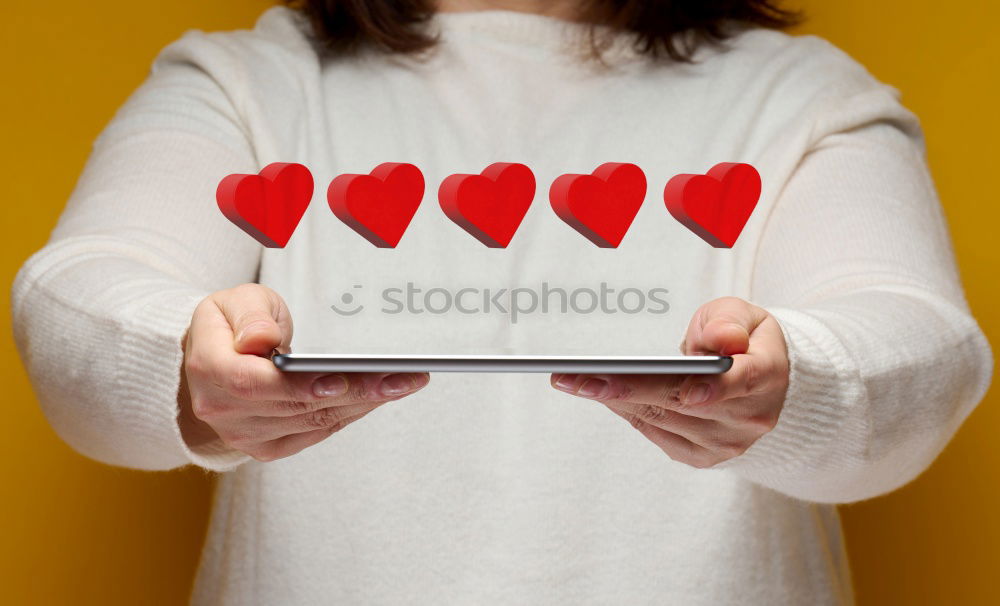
top-left (12, 6), bottom-right (993, 605)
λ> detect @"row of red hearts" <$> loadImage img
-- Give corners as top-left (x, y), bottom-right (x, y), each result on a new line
top-left (216, 161), bottom-right (762, 250)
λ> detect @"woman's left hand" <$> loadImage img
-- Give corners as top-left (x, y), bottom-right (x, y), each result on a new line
top-left (551, 297), bottom-right (790, 469)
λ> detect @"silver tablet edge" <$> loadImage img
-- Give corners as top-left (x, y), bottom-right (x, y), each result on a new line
top-left (272, 354), bottom-right (733, 374)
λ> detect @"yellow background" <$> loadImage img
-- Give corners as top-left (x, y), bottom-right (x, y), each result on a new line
top-left (1, 1), bottom-right (996, 603)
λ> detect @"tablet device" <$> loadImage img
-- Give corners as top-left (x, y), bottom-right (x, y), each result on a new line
top-left (272, 354), bottom-right (732, 374)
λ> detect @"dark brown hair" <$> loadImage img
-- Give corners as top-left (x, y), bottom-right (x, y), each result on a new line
top-left (283, 0), bottom-right (802, 62)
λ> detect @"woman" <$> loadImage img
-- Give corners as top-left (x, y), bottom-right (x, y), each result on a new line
top-left (11, 0), bottom-right (992, 603)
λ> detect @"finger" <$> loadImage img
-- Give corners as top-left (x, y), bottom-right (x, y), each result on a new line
top-left (186, 310), bottom-right (429, 406)
top-left (230, 401), bottom-right (387, 444)
top-left (552, 372), bottom-right (687, 410)
top-left (255, 372), bottom-right (430, 417)
top-left (745, 313), bottom-right (789, 369)
top-left (251, 411), bottom-right (371, 462)
top-left (209, 365), bottom-right (428, 414)
top-left (186, 291), bottom-right (291, 396)
top-left (675, 314), bottom-right (789, 408)
top-left (599, 399), bottom-right (717, 446)
top-left (215, 284), bottom-right (291, 357)
top-left (602, 399), bottom-right (759, 456)
top-left (604, 406), bottom-right (718, 468)
top-left (551, 371), bottom-right (768, 423)
top-left (276, 401), bottom-right (386, 435)
top-left (682, 297), bottom-right (768, 356)
top-left (678, 351), bottom-right (781, 408)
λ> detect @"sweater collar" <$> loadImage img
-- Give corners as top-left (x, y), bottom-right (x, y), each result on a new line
top-left (429, 9), bottom-right (646, 65)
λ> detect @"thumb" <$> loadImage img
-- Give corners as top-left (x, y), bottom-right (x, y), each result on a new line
top-left (217, 285), bottom-right (292, 357)
top-left (684, 297), bottom-right (765, 356)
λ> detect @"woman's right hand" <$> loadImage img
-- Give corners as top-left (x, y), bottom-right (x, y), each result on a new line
top-left (177, 283), bottom-right (429, 462)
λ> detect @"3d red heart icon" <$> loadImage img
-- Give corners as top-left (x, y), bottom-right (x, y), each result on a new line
top-left (663, 162), bottom-right (761, 248)
top-left (328, 163), bottom-right (425, 248)
top-left (549, 163), bottom-right (647, 248)
top-left (216, 162), bottom-right (314, 248)
top-left (438, 163), bottom-right (536, 248)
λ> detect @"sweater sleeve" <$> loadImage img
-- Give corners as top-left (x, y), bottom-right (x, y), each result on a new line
top-left (717, 85), bottom-right (994, 503)
top-left (10, 30), bottom-right (268, 472)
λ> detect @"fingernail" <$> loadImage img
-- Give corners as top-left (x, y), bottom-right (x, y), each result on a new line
top-left (379, 373), bottom-right (421, 397)
top-left (313, 374), bottom-right (348, 397)
top-left (554, 374), bottom-right (577, 391)
top-left (685, 383), bottom-right (711, 404)
top-left (236, 321), bottom-right (270, 343)
top-left (578, 378), bottom-right (610, 399)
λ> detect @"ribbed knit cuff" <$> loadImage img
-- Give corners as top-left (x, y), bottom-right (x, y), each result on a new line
top-left (115, 288), bottom-right (251, 472)
top-left (714, 306), bottom-right (867, 487)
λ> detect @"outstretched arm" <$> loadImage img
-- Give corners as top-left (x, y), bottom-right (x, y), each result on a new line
top-left (12, 34), bottom-right (263, 471)
top-left (550, 88), bottom-right (992, 504)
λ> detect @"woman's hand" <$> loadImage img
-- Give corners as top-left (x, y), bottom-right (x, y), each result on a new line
top-left (550, 297), bottom-right (789, 469)
top-left (177, 283), bottom-right (429, 462)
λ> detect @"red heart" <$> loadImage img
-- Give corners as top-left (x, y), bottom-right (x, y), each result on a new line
top-left (216, 162), bottom-right (313, 248)
top-left (328, 163), bottom-right (425, 248)
top-left (438, 163), bottom-right (536, 248)
top-left (663, 162), bottom-right (761, 248)
top-left (549, 163), bottom-right (647, 248)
